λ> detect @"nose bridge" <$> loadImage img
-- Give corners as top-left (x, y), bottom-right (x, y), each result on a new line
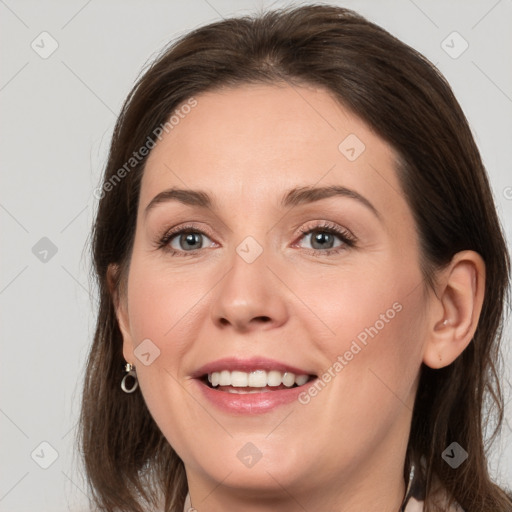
top-left (223, 232), bottom-right (271, 307)
top-left (210, 229), bottom-right (288, 331)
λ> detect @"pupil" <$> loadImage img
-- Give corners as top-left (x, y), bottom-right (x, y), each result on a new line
top-left (312, 231), bottom-right (333, 250)
top-left (181, 232), bottom-right (201, 250)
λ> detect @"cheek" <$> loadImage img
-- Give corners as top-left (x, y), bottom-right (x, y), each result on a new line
top-left (125, 254), bottom-right (207, 362)
top-left (295, 256), bottom-right (425, 355)
top-left (321, 282), bottom-right (426, 423)
top-left (123, 259), bottom-right (209, 455)
top-left (298, 257), bottom-right (427, 412)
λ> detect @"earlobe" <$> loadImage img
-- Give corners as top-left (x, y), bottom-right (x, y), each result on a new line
top-left (107, 263), bottom-right (134, 363)
top-left (423, 251), bottom-right (485, 369)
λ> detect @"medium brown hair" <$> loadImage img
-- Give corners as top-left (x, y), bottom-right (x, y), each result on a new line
top-left (79, 4), bottom-right (512, 511)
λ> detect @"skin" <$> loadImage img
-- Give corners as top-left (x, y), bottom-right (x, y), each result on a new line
top-left (111, 82), bottom-right (485, 512)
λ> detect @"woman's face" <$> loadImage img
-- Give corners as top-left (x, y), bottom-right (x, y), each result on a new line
top-left (116, 83), bottom-right (433, 507)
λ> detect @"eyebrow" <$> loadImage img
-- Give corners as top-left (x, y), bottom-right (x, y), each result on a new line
top-left (144, 185), bottom-right (381, 220)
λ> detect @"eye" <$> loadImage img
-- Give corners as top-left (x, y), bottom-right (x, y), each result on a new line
top-left (156, 224), bottom-right (216, 255)
top-left (169, 231), bottom-right (212, 251)
top-left (155, 221), bottom-right (356, 257)
top-left (295, 221), bottom-right (356, 255)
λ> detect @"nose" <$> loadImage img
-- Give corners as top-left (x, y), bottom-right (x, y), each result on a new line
top-left (210, 243), bottom-right (289, 333)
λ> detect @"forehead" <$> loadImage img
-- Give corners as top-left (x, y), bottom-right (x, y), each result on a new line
top-left (140, 82), bottom-right (404, 215)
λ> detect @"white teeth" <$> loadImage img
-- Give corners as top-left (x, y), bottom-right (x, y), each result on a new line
top-left (206, 369), bottom-right (311, 388)
top-left (295, 374), bottom-right (309, 386)
top-left (231, 371), bottom-right (248, 387)
top-left (219, 370), bottom-right (231, 386)
top-left (267, 370), bottom-right (282, 387)
top-left (248, 370), bottom-right (267, 387)
top-left (282, 372), bottom-right (295, 387)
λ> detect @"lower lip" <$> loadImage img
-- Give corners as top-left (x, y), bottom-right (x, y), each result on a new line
top-left (194, 379), bottom-right (315, 414)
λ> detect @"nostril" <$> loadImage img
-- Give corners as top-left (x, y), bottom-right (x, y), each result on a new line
top-left (253, 316), bottom-right (272, 324)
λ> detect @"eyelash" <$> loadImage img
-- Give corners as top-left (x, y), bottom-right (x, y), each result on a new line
top-left (297, 222), bottom-right (356, 256)
top-left (155, 221), bottom-right (356, 257)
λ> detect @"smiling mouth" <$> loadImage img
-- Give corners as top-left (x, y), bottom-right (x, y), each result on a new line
top-left (200, 369), bottom-right (316, 393)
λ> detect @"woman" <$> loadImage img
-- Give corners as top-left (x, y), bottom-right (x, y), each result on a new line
top-left (79, 4), bottom-right (512, 511)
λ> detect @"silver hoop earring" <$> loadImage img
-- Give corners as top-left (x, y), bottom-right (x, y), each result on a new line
top-left (121, 363), bottom-right (139, 393)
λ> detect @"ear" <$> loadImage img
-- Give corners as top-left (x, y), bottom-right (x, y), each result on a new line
top-left (107, 263), bottom-right (135, 364)
top-left (423, 250), bottom-right (485, 369)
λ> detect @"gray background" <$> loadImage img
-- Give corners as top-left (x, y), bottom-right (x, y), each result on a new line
top-left (1, 0), bottom-right (511, 510)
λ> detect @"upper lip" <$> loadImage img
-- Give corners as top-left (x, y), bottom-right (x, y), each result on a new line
top-left (192, 357), bottom-right (316, 379)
